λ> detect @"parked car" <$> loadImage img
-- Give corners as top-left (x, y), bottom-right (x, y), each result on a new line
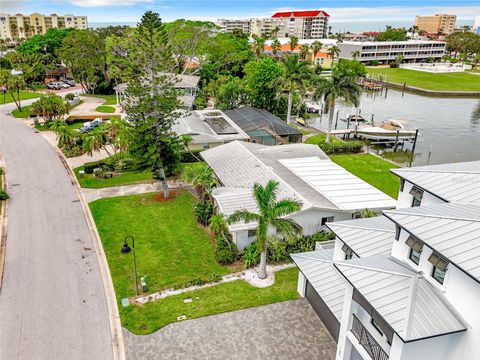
top-left (47, 82), bottom-right (62, 90)
top-left (79, 119), bottom-right (102, 133)
top-left (63, 79), bottom-right (75, 86)
top-left (59, 82), bottom-right (70, 88)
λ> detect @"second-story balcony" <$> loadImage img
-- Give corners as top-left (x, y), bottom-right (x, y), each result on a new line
top-left (351, 315), bottom-right (389, 360)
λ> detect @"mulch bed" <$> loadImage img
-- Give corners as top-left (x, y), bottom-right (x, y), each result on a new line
top-left (152, 190), bottom-right (177, 203)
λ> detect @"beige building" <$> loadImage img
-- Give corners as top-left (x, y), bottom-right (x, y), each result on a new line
top-left (0, 13), bottom-right (88, 42)
top-left (415, 14), bottom-right (456, 34)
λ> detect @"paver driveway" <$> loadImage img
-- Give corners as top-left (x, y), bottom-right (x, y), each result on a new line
top-left (124, 299), bottom-right (336, 360)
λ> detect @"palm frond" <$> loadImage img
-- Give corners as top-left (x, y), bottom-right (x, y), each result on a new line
top-left (272, 198), bottom-right (302, 217)
top-left (227, 210), bottom-right (261, 225)
top-left (271, 218), bottom-right (303, 238)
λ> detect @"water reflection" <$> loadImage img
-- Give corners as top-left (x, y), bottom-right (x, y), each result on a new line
top-left (307, 89), bottom-right (480, 166)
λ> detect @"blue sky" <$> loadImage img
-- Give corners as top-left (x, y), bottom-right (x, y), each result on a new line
top-left (3, 0), bottom-right (479, 24)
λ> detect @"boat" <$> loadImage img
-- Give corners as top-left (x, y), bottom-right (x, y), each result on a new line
top-left (356, 119), bottom-right (417, 141)
top-left (295, 117), bottom-right (306, 126)
top-left (343, 114), bottom-right (367, 123)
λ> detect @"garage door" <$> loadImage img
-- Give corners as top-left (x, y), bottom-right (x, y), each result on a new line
top-left (305, 281), bottom-right (340, 342)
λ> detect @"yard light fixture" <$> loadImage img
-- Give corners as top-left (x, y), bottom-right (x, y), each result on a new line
top-left (121, 235), bottom-right (138, 295)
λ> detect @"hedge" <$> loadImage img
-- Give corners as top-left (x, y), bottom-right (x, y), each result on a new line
top-left (305, 134), bottom-right (364, 154)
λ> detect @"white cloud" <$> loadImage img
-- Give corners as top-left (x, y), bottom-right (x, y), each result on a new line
top-left (68, 0), bottom-right (153, 7)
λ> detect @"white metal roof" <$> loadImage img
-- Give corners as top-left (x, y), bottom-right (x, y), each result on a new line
top-left (172, 110), bottom-right (249, 144)
top-left (391, 161), bottom-right (480, 204)
top-left (327, 216), bottom-right (395, 257)
top-left (211, 187), bottom-right (258, 232)
top-left (383, 203), bottom-right (480, 283)
top-left (291, 245), bottom-right (347, 321)
top-left (279, 157), bottom-right (396, 211)
top-left (335, 255), bottom-right (467, 341)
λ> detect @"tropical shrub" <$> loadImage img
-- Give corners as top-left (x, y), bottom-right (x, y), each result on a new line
top-left (287, 231), bottom-right (336, 254)
top-left (64, 93), bottom-right (75, 101)
top-left (194, 200), bottom-right (214, 225)
top-left (215, 235), bottom-right (238, 265)
top-left (267, 237), bottom-right (289, 263)
top-left (243, 241), bottom-right (260, 268)
top-left (305, 134), bottom-right (363, 154)
top-left (181, 150), bottom-right (202, 163)
top-left (0, 191), bottom-right (9, 200)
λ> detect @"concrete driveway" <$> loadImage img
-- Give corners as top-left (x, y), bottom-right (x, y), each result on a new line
top-left (124, 299), bottom-right (336, 360)
top-left (0, 100), bottom-right (114, 359)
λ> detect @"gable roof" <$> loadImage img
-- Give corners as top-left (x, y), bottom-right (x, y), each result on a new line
top-left (383, 203), bottom-right (480, 284)
top-left (391, 161), bottom-right (480, 204)
top-left (224, 106), bottom-right (301, 137)
top-left (202, 141), bottom-right (396, 213)
top-left (334, 255), bottom-right (467, 341)
top-left (327, 216), bottom-right (395, 257)
top-left (291, 244), bottom-right (346, 321)
top-left (271, 10), bottom-right (329, 18)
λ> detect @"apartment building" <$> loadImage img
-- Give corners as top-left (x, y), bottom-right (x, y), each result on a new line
top-left (292, 160), bottom-right (480, 360)
top-left (474, 16), bottom-right (480, 34)
top-left (0, 13), bottom-right (88, 42)
top-left (338, 40), bottom-right (446, 64)
top-left (217, 18), bottom-right (251, 34)
top-left (415, 14), bottom-right (457, 34)
top-left (218, 9), bottom-right (330, 39)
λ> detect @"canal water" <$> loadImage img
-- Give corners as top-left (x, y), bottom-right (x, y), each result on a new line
top-left (307, 89), bottom-right (480, 166)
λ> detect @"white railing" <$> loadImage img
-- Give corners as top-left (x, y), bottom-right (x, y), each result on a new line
top-left (400, 63), bottom-right (471, 73)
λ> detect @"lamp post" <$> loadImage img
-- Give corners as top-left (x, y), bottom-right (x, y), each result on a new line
top-left (121, 235), bottom-right (138, 296)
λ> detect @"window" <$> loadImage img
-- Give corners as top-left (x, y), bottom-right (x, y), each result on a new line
top-left (400, 179), bottom-right (405, 192)
top-left (321, 216), bottom-right (334, 226)
top-left (202, 144), bottom-right (209, 150)
top-left (428, 252), bottom-right (448, 284)
top-left (342, 243), bottom-right (354, 260)
top-left (247, 229), bottom-right (256, 238)
top-left (371, 318), bottom-right (384, 336)
top-left (406, 236), bottom-right (423, 265)
top-left (409, 186), bottom-right (424, 207)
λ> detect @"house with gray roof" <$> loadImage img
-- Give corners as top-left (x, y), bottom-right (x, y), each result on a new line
top-left (291, 160), bottom-right (480, 360)
top-left (201, 140), bottom-right (396, 250)
top-left (172, 110), bottom-right (249, 151)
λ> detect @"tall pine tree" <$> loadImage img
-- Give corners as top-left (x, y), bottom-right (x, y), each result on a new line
top-left (123, 11), bottom-right (182, 198)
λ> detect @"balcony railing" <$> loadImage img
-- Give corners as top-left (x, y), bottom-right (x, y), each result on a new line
top-left (351, 315), bottom-right (389, 360)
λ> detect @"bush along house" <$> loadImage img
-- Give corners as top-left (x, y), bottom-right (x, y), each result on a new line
top-left (291, 160), bottom-right (480, 360)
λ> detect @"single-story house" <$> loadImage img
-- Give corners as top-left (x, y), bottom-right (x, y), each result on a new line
top-left (114, 73), bottom-right (200, 110)
top-left (224, 106), bottom-right (302, 145)
top-left (172, 109), bottom-right (250, 151)
top-left (201, 140), bottom-right (396, 250)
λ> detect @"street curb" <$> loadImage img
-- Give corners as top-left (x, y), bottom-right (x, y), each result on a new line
top-left (39, 132), bottom-right (126, 360)
top-left (0, 152), bottom-right (8, 292)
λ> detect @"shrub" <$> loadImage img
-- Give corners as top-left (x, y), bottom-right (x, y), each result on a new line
top-left (93, 169), bottom-right (114, 179)
top-left (194, 200), bottom-right (214, 225)
top-left (61, 145), bottom-right (84, 158)
top-left (267, 237), bottom-right (289, 263)
top-left (0, 191), bottom-right (9, 200)
top-left (243, 241), bottom-right (260, 268)
top-left (305, 134), bottom-right (364, 154)
top-left (83, 160), bottom-right (106, 174)
top-left (215, 235), bottom-right (238, 265)
top-left (181, 150), bottom-right (202, 163)
top-left (371, 60), bottom-right (380, 66)
top-left (0, 168), bottom-right (3, 175)
top-left (287, 231), bottom-right (335, 254)
top-left (64, 93), bottom-right (75, 101)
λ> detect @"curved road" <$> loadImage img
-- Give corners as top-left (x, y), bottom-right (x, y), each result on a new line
top-left (0, 99), bottom-right (113, 359)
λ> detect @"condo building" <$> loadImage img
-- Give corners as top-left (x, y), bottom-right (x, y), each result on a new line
top-left (415, 14), bottom-right (457, 35)
top-left (337, 40), bottom-right (446, 64)
top-left (218, 9), bottom-right (330, 39)
top-left (0, 13), bottom-right (88, 42)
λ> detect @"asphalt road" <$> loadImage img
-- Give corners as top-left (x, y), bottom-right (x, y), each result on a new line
top-left (0, 100), bottom-right (113, 359)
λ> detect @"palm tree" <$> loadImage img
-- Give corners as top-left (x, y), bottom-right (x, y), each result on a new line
top-left (351, 50), bottom-right (361, 60)
top-left (300, 44), bottom-right (310, 60)
top-left (361, 208), bottom-right (378, 218)
top-left (227, 180), bottom-right (302, 279)
top-left (270, 26), bottom-right (280, 39)
top-left (328, 45), bottom-right (340, 63)
top-left (288, 35), bottom-right (298, 53)
top-left (181, 163), bottom-right (217, 198)
top-left (271, 39), bottom-right (281, 57)
top-left (313, 64), bottom-right (361, 143)
top-left (311, 40), bottom-right (323, 62)
top-left (81, 127), bottom-right (105, 156)
top-left (252, 34), bottom-right (266, 59)
top-left (278, 54), bottom-right (312, 124)
top-left (54, 124), bottom-right (75, 148)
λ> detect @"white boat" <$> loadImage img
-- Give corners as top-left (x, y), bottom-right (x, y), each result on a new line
top-left (356, 119), bottom-right (417, 141)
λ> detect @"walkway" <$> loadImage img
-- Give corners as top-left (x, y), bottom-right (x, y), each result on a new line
top-left (0, 100), bottom-right (114, 359)
top-left (123, 299), bottom-right (336, 360)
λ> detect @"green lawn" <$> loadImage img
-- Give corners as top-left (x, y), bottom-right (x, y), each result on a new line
top-left (85, 94), bottom-right (117, 105)
top-left (0, 91), bottom-right (40, 105)
top-left (11, 105), bottom-right (31, 118)
top-left (74, 167), bottom-right (154, 188)
top-left (367, 68), bottom-right (480, 91)
top-left (90, 191), bottom-right (231, 299)
top-left (95, 105), bottom-right (116, 113)
top-left (330, 153), bottom-right (400, 199)
top-left (122, 267), bottom-right (299, 334)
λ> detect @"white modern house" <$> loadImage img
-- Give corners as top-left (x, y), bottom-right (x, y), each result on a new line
top-left (292, 160), bottom-right (480, 360)
top-left (201, 141), bottom-right (396, 250)
top-left (172, 110), bottom-right (249, 151)
top-left (114, 73), bottom-right (200, 110)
